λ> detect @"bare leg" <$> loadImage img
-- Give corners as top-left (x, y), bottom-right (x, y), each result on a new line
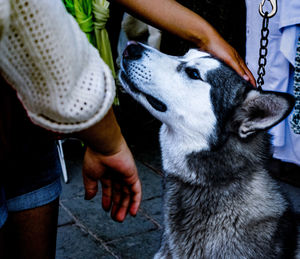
top-left (0, 224), bottom-right (5, 258)
top-left (3, 198), bottom-right (59, 259)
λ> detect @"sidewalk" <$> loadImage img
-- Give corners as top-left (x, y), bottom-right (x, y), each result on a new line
top-left (56, 138), bottom-right (164, 259)
top-left (56, 138), bottom-right (300, 259)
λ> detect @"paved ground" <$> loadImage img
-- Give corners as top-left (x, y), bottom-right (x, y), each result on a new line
top-left (56, 135), bottom-right (165, 259)
top-left (55, 104), bottom-right (300, 258)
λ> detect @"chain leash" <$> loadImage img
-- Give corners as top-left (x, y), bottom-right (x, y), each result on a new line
top-left (257, 0), bottom-right (277, 90)
top-left (257, 11), bottom-right (270, 90)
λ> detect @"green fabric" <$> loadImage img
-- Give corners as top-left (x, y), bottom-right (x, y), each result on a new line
top-left (63, 0), bottom-right (118, 104)
top-left (93, 0), bottom-right (116, 78)
top-left (63, 0), bottom-right (116, 77)
top-left (63, 0), bottom-right (76, 17)
top-left (74, 0), bottom-right (95, 46)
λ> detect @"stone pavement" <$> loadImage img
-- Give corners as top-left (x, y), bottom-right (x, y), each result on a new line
top-left (56, 137), bottom-right (300, 259)
top-left (56, 137), bottom-right (164, 259)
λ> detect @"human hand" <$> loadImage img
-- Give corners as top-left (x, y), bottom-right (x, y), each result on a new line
top-left (82, 139), bottom-right (142, 222)
top-left (75, 108), bottom-right (142, 222)
top-left (199, 32), bottom-right (256, 86)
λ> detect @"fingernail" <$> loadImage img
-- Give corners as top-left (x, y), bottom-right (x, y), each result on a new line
top-left (243, 75), bottom-right (249, 81)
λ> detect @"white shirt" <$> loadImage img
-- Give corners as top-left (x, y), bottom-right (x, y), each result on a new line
top-left (0, 0), bottom-right (115, 133)
top-left (245, 0), bottom-right (300, 165)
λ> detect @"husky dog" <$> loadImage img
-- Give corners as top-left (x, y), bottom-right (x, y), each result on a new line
top-left (119, 42), bottom-right (298, 259)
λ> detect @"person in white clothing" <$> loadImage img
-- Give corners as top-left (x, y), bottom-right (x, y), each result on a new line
top-left (245, 0), bottom-right (300, 175)
top-left (0, 1), bottom-right (141, 258)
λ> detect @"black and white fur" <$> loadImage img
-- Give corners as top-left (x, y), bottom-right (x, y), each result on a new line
top-left (119, 42), bottom-right (298, 259)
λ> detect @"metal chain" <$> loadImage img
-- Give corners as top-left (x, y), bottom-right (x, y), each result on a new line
top-left (257, 11), bottom-right (270, 90)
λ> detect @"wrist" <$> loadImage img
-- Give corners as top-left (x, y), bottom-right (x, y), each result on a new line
top-left (188, 22), bottom-right (219, 52)
top-left (75, 108), bottom-right (125, 156)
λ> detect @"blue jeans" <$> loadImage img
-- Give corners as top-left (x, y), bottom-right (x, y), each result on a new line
top-left (0, 79), bottom-right (62, 228)
top-left (0, 141), bottom-right (62, 228)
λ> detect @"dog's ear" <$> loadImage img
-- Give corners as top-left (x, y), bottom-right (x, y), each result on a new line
top-left (233, 90), bottom-right (295, 138)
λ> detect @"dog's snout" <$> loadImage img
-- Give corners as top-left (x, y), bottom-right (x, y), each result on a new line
top-left (123, 41), bottom-right (144, 60)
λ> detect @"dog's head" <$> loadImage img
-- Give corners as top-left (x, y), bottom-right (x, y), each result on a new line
top-left (119, 42), bottom-right (294, 149)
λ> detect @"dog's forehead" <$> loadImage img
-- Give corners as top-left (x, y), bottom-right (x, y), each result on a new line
top-left (182, 49), bottom-right (211, 60)
top-left (181, 49), bottom-right (220, 72)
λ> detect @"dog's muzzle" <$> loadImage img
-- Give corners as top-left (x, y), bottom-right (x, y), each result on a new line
top-left (120, 42), bottom-right (168, 113)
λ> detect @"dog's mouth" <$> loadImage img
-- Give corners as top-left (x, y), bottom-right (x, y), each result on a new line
top-left (120, 71), bottom-right (167, 112)
top-left (120, 71), bottom-right (140, 94)
top-left (144, 94), bottom-right (167, 112)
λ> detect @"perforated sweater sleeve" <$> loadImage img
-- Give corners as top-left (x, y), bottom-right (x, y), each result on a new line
top-left (0, 0), bottom-right (115, 133)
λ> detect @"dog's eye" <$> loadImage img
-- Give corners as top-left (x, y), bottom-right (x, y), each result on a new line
top-left (185, 67), bottom-right (202, 80)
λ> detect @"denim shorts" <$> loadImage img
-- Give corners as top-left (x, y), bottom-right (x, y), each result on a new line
top-left (0, 79), bottom-right (62, 228)
top-left (0, 141), bottom-right (62, 228)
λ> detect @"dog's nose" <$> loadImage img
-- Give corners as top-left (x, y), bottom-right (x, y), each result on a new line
top-left (123, 41), bottom-right (144, 60)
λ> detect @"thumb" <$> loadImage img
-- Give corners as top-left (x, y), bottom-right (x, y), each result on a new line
top-left (82, 172), bottom-right (98, 200)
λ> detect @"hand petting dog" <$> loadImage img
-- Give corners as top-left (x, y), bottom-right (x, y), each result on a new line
top-left (115, 0), bottom-right (256, 86)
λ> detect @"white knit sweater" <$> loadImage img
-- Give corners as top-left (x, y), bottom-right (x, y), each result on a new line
top-left (0, 0), bottom-right (115, 133)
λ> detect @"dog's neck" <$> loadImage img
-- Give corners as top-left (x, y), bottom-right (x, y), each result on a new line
top-left (160, 123), bottom-right (272, 186)
top-left (160, 124), bottom-right (211, 183)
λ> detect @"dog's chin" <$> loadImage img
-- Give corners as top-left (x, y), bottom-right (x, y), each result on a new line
top-left (120, 71), bottom-right (167, 113)
top-left (120, 71), bottom-right (140, 94)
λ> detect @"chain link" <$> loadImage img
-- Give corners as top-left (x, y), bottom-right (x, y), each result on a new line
top-left (257, 12), bottom-right (270, 90)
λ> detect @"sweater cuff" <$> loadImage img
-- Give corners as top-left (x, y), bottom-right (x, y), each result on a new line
top-left (25, 59), bottom-right (115, 134)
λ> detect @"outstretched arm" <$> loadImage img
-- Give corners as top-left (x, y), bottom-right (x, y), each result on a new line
top-left (115, 0), bottom-right (256, 86)
top-left (76, 108), bottom-right (142, 222)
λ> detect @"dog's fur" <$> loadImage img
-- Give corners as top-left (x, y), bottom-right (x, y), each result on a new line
top-left (119, 42), bottom-right (298, 258)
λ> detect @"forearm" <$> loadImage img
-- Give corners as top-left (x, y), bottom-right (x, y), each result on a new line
top-left (75, 108), bottom-right (124, 155)
top-left (114, 0), bottom-right (219, 50)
